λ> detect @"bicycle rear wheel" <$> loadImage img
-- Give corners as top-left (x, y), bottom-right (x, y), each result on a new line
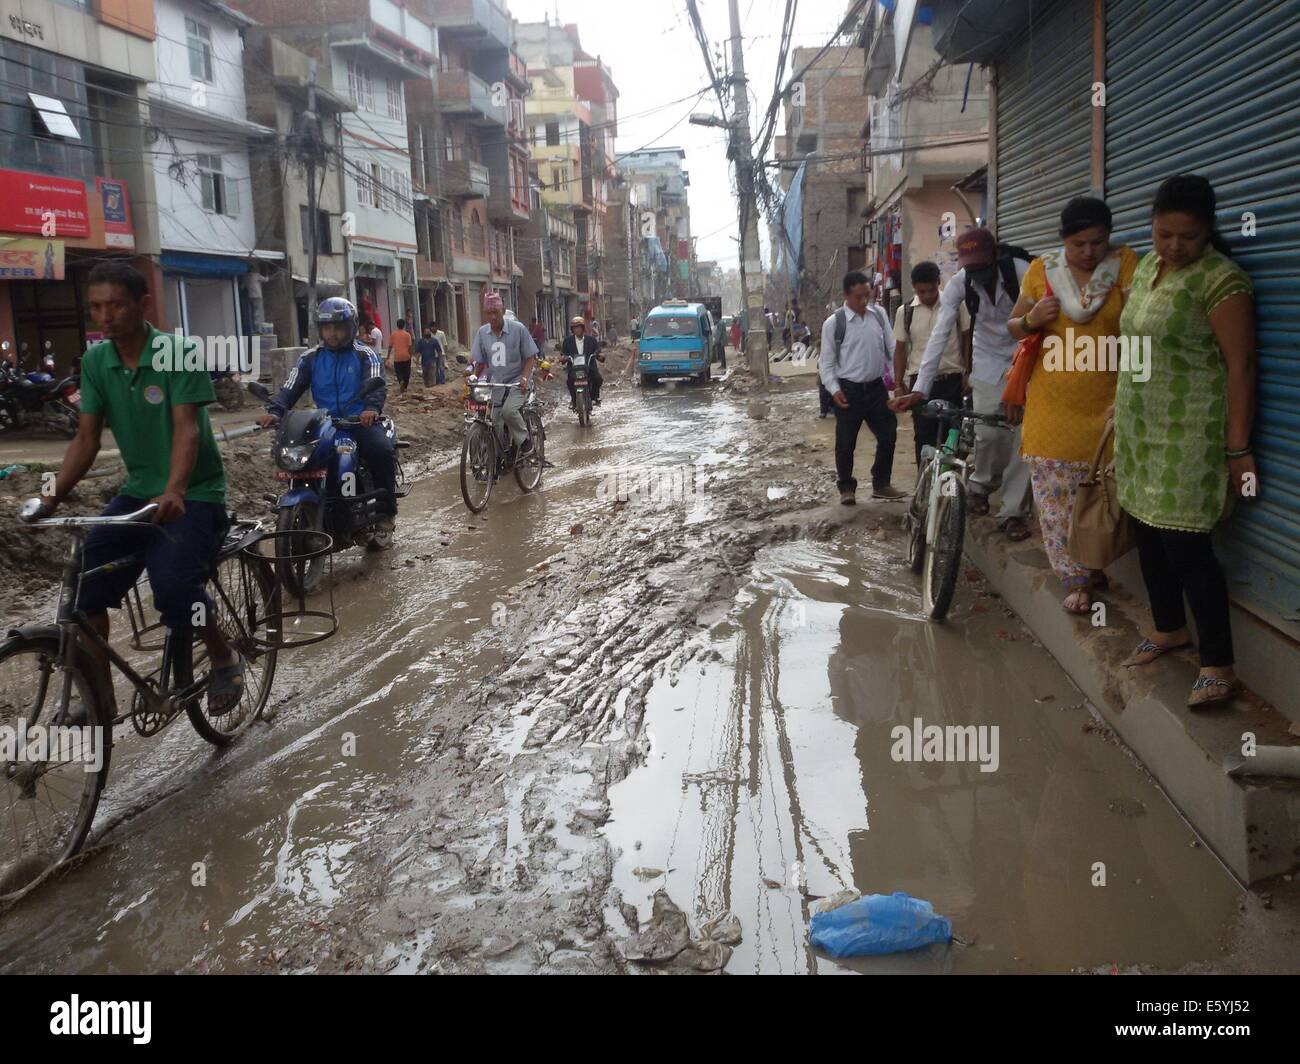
top-left (0, 633), bottom-right (111, 898)
top-left (187, 554), bottom-right (278, 746)
top-left (515, 410), bottom-right (545, 492)
top-left (460, 421), bottom-right (495, 513)
top-left (922, 478), bottom-right (966, 621)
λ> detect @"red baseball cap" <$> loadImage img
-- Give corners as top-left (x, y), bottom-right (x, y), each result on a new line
top-left (956, 227), bottom-right (996, 270)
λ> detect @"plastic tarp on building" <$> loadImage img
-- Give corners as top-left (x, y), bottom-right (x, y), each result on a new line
top-left (775, 160), bottom-right (806, 285)
top-left (645, 234), bottom-right (669, 273)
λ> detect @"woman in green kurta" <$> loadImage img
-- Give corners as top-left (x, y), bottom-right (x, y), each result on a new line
top-left (1114, 175), bottom-right (1257, 709)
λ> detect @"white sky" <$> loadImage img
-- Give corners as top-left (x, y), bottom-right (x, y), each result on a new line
top-left (508, 0), bottom-right (854, 266)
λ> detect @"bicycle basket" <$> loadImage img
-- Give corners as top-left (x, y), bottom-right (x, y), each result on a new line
top-left (240, 529), bottom-right (338, 648)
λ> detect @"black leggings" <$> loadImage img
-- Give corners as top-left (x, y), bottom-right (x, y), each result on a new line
top-left (1133, 518), bottom-right (1233, 667)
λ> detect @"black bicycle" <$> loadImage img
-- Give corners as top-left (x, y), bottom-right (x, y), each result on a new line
top-left (0, 501), bottom-right (281, 898)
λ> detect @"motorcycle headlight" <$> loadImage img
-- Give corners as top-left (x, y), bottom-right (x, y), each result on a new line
top-left (276, 443), bottom-right (314, 470)
top-left (472, 385), bottom-right (493, 402)
top-left (334, 439), bottom-right (357, 455)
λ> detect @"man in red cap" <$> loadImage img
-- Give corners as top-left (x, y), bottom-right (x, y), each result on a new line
top-left (892, 227), bottom-right (1033, 540)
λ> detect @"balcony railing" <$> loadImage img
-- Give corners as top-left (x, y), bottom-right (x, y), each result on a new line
top-left (369, 0), bottom-right (434, 55)
top-left (435, 70), bottom-right (507, 126)
top-left (429, 0), bottom-right (511, 49)
top-left (443, 158), bottom-right (491, 199)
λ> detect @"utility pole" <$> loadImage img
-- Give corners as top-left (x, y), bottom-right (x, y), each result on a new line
top-left (728, 0), bottom-right (769, 384)
top-left (301, 58), bottom-right (322, 314)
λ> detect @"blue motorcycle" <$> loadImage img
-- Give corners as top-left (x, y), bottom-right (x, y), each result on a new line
top-left (248, 378), bottom-right (409, 596)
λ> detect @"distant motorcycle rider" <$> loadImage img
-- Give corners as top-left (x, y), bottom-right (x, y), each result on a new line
top-left (257, 297), bottom-right (398, 531)
top-left (561, 316), bottom-right (604, 408)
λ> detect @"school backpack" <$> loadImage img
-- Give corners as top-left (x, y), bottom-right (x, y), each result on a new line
top-left (963, 243), bottom-right (1033, 326)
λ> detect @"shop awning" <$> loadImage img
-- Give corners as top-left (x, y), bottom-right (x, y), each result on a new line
top-left (160, 250), bottom-right (249, 277)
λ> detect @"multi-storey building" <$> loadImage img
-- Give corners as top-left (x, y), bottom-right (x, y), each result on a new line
top-left (773, 43), bottom-right (869, 319)
top-left (859, 2), bottom-right (988, 316)
top-left (423, 0), bottom-right (529, 344)
top-left (515, 21), bottom-right (618, 324)
top-left (231, 0), bottom-right (435, 338)
top-left (619, 147), bottom-right (691, 300)
top-left (243, 28), bottom-right (354, 347)
top-left (0, 0), bottom-right (155, 371)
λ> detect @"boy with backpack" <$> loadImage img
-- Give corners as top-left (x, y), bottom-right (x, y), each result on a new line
top-left (892, 228), bottom-right (1034, 540)
top-left (820, 270), bottom-right (906, 505)
top-left (892, 261), bottom-right (970, 466)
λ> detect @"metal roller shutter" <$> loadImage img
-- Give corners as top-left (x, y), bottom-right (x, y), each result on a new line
top-left (994, 0), bottom-right (1094, 256)
top-left (1106, 0), bottom-right (1300, 622)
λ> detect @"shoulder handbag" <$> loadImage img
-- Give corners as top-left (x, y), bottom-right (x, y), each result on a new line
top-left (1068, 418), bottom-right (1136, 570)
top-left (1001, 277), bottom-right (1052, 407)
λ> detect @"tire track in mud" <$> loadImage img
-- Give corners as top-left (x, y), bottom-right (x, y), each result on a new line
top-left (302, 387), bottom-right (906, 974)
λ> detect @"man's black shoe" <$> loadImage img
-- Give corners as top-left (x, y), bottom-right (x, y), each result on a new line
top-left (519, 438), bottom-right (534, 456)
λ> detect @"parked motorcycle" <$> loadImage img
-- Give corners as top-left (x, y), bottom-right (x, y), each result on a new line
top-left (0, 342), bottom-right (79, 437)
top-left (248, 378), bottom-right (410, 596)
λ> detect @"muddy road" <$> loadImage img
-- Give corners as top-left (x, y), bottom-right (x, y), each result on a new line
top-left (0, 368), bottom-right (1284, 973)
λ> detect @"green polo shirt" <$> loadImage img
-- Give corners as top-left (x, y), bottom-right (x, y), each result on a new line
top-left (79, 324), bottom-right (227, 504)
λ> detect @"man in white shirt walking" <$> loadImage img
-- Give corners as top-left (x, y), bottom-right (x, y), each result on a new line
top-left (892, 260), bottom-right (970, 466)
top-left (893, 228), bottom-right (1033, 540)
top-left (820, 270), bottom-right (906, 505)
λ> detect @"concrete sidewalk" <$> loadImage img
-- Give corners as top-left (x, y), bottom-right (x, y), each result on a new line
top-left (963, 518), bottom-right (1300, 886)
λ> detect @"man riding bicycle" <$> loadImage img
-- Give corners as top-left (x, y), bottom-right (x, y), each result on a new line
top-left (470, 292), bottom-right (539, 455)
top-left (32, 262), bottom-right (243, 714)
top-left (560, 315), bottom-right (604, 409)
top-left (257, 297), bottom-right (397, 532)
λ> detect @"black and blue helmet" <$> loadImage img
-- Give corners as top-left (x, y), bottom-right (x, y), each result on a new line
top-left (316, 297), bottom-right (358, 350)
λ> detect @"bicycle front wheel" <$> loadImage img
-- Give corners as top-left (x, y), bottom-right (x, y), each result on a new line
top-left (922, 478), bottom-right (966, 621)
top-left (515, 411), bottom-right (545, 492)
top-left (0, 633), bottom-right (111, 898)
top-left (460, 421), bottom-right (495, 513)
top-left (187, 554), bottom-right (278, 746)
top-left (906, 464), bottom-right (933, 574)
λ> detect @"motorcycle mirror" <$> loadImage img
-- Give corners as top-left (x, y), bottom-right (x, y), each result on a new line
top-left (355, 376), bottom-right (385, 400)
top-left (247, 381), bottom-right (271, 401)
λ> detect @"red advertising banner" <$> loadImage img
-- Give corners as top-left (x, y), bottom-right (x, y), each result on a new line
top-left (96, 177), bottom-right (134, 249)
top-left (0, 169), bottom-right (90, 238)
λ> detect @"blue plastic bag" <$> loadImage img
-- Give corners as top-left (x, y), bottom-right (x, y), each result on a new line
top-left (809, 892), bottom-right (952, 957)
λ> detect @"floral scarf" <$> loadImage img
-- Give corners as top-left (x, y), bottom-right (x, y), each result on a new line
top-left (1041, 247), bottom-right (1123, 323)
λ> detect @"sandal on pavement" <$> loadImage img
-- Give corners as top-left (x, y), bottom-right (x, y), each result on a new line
top-left (1000, 517), bottom-right (1032, 541)
top-left (1121, 638), bottom-right (1192, 667)
top-left (1187, 675), bottom-right (1241, 709)
top-left (968, 493), bottom-right (990, 516)
top-left (208, 655), bottom-right (245, 717)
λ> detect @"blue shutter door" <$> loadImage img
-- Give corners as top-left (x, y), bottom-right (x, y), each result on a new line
top-left (1106, 0), bottom-right (1300, 622)
top-left (994, 0), bottom-right (1094, 256)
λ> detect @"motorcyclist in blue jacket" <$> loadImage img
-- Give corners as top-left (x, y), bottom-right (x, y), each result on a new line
top-left (257, 297), bottom-right (398, 530)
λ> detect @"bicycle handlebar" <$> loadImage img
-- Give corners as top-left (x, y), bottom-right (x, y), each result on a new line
top-left (19, 500), bottom-right (159, 527)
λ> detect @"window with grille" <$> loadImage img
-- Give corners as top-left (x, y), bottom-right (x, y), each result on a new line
top-left (347, 60), bottom-right (375, 111)
top-left (387, 78), bottom-right (403, 121)
top-left (545, 122), bottom-right (560, 146)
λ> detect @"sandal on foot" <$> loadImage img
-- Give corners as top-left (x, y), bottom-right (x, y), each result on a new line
top-left (1000, 517), bottom-right (1032, 541)
top-left (968, 493), bottom-right (990, 516)
top-left (1062, 589), bottom-right (1092, 614)
top-left (1121, 638), bottom-right (1191, 667)
top-left (208, 655), bottom-right (245, 717)
top-left (1187, 675), bottom-right (1241, 709)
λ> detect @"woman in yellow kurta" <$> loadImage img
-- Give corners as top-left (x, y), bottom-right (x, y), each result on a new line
top-left (1007, 197), bottom-right (1139, 614)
